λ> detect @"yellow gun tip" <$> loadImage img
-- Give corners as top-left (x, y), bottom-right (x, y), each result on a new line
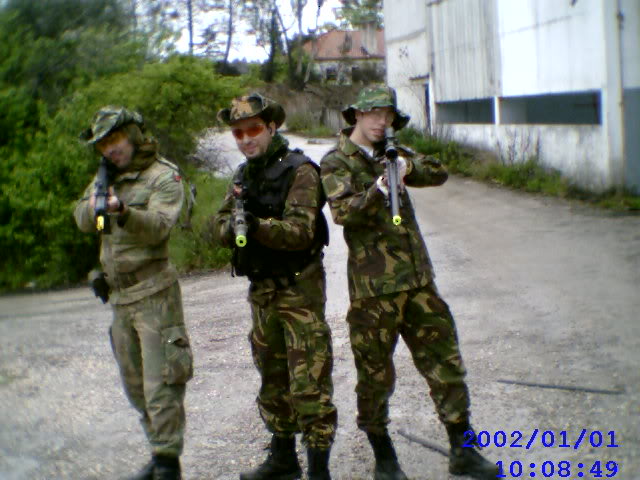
top-left (236, 235), bottom-right (247, 247)
top-left (97, 216), bottom-right (105, 231)
top-left (392, 216), bottom-right (402, 226)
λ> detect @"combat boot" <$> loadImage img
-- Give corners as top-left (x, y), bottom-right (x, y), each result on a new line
top-left (366, 432), bottom-right (408, 480)
top-left (307, 447), bottom-right (331, 480)
top-left (240, 435), bottom-right (302, 480)
top-left (127, 458), bottom-right (155, 480)
top-left (152, 455), bottom-right (181, 480)
top-left (447, 422), bottom-right (499, 479)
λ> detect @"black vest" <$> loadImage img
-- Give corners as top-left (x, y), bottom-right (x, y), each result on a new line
top-left (232, 149), bottom-right (329, 282)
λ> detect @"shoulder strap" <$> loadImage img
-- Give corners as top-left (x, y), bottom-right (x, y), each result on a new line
top-left (233, 162), bottom-right (247, 185)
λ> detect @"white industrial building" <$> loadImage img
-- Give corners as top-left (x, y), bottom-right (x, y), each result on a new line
top-left (383, 0), bottom-right (640, 193)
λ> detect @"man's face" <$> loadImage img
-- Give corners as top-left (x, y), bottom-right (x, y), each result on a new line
top-left (96, 129), bottom-right (134, 169)
top-left (354, 106), bottom-right (396, 145)
top-left (231, 116), bottom-right (275, 160)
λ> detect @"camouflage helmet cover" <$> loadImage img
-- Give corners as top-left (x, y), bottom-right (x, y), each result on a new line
top-left (217, 93), bottom-right (286, 128)
top-left (342, 85), bottom-right (410, 131)
top-left (80, 106), bottom-right (144, 144)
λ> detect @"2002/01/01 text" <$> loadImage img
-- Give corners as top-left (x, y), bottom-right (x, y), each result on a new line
top-left (463, 429), bottom-right (619, 450)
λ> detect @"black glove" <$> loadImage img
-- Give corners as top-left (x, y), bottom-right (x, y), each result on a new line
top-left (88, 270), bottom-right (110, 304)
top-left (244, 211), bottom-right (259, 234)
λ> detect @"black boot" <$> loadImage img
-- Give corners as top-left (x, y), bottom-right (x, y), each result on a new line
top-left (240, 435), bottom-right (302, 480)
top-left (153, 455), bottom-right (181, 480)
top-left (447, 423), bottom-right (499, 479)
top-left (127, 458), bottom-right (155, 480)
top-left (367, 432), bottom-right (408, 480)
top-left (307, 448), bottom-right (331, 480)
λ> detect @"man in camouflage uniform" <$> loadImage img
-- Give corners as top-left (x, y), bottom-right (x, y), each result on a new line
top-left (320, 86), bottom-right (498, 480)
top-left (211, 93), bottom-right (337, 480)
top-left (74, 106), bottom-right (193, 480)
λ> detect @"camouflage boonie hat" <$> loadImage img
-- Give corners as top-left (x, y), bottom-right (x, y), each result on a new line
top-left (342, 85), bottom-right (410, 131)
top-left (79, 106), bottom-right (144, 144)
top-left (217, 93), bottom-right (286, 128)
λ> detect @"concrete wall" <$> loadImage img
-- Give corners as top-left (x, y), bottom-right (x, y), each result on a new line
top-left (429, 0), bottom-right (500, 101)
top-left (498, 0), bottom-right (605, 96)
top-left (621, 0), bottom-right (640, 89)
top-left (621, 0), bottom-right (640, 192)
top-left (384, 0), bottom-right (640, 192)
top-left (625, 87), bottom-right (640, 192)
top-left (384, 0), bottom-right (430, 130)
top-left (449, 124), bottom-right (608, 191)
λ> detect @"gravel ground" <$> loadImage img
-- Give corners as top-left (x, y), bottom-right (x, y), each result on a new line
top-left (1, 134), bottom-right (639, 480)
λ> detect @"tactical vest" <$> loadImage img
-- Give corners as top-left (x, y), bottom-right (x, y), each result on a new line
top-left (232, 149), bottom-right (329, 282)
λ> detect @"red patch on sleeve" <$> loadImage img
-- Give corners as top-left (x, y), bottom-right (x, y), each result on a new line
top-left (174, 174), bottom-right (182, 182)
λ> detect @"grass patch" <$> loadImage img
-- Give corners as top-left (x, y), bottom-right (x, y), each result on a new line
top-left (397, 128), bottom-right (639, 210)
top-left (285, 112), bottom-right (335, 138)
top-left (305, 125), bottom-right (336, 138)
top-left (169, 169), bottom-right (232, 273)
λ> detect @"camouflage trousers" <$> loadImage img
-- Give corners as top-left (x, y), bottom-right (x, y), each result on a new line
top-left (248, 262), bottom-right (337, 449)
top-left (110, 281), bottom-right (193, 457)
top-left (346, 282), bottom-right (470, 434)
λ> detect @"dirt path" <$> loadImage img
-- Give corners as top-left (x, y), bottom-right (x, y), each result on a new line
top-left (1, 134), bottom-right (639, 479)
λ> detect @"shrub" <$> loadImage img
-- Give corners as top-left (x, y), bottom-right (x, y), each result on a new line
top-left (0, 55), bottom-right (242, 291)
top-left (285, 111), bottom-right (316, 132)
top-left (285, 111), bottom-right (335, 137)
top-left (169, 170), bottom-right (232, 273)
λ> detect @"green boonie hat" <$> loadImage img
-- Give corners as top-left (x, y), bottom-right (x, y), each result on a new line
top-left (217, 93), bottom-right (286, 128)
top-left (342, 85), bottom-right (410, 131)
top-left (79, 106), bottom-right (144, 144)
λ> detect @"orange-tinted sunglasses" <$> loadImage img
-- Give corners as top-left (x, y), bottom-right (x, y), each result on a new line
top-left (232, 123), bottom-right (265, 140)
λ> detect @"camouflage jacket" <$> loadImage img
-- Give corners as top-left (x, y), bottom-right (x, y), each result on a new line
top-left (74, 151), bottom-right (184, 305)
top-left (320, 128), bottom-right (448, 300)
top-left (212, 138), bottom-right (325, 296)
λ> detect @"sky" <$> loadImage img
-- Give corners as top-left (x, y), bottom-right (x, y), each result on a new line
top-left (176, 0), bottom-right (343, 62)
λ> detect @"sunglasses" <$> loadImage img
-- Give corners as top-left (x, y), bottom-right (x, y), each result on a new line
top-left (232, 123), bottom-right (266, 140)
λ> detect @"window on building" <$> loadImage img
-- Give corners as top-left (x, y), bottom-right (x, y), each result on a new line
top-left (436, 98), bottom-right (494, 124)
top-left (500, 91), bottom-right (601, 125)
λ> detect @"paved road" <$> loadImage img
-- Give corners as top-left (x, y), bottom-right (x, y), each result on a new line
top-left (1, 134), bottom-right (639, 479)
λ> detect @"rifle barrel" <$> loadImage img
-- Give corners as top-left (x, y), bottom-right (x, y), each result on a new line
top-left (385, 127), bottom-right (402, 226)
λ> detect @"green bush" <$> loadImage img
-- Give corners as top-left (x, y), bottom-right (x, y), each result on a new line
top-left (170, 171), bottom-right (232, 272)
top-left (285, 111), bottom-right (316, 132)
top-left (285, 111), bottom-right (335, 137)
top-left (60, 55), bottom-right (243, 166)
top-left (395, 127), bottom-right (640, 207)
top-left (0, 55), bottom-right (242, 291)
top-left (397, 127), bottom-right (444, 156)
top-left (397, 128), bottom-right (474, 175)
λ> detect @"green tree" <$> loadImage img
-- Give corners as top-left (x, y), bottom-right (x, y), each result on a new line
top-left (336, 0), bottom-right (383, 28)
top-left (0, 0), bottom-right (145, 111)
top-left (199, 0), bottom-right (241, 69)
top-left (0, 55), bottom-right (242, 290)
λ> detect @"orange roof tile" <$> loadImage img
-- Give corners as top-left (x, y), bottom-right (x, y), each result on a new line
top-left (303, 29), bottom-right (385, 61)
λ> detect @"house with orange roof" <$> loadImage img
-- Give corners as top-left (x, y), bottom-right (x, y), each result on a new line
top-left (303, 27), bottom-right (386, 84)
